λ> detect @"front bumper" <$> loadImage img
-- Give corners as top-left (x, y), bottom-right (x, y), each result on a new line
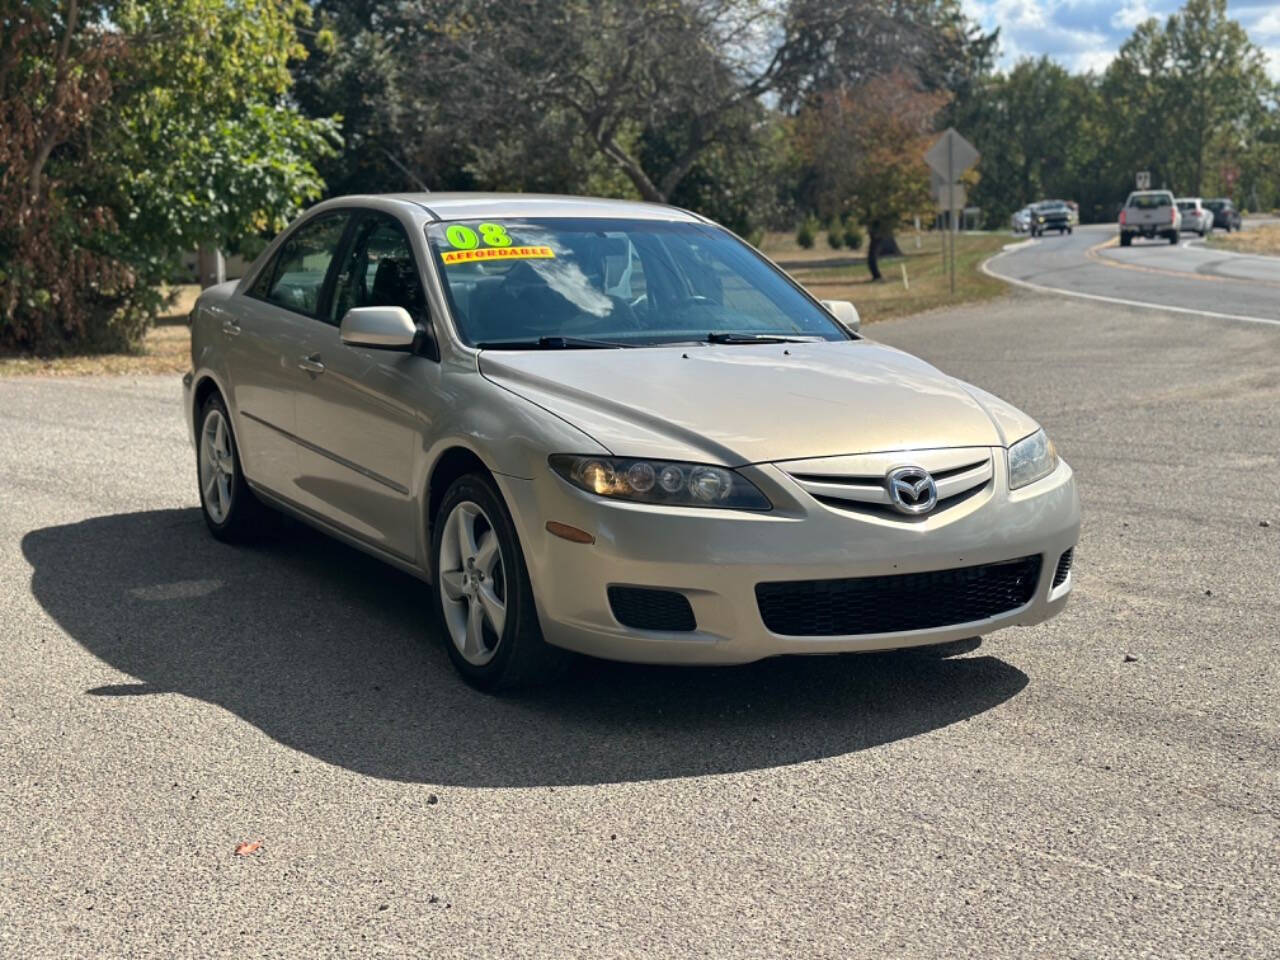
top-left (500, 454), bottom-right (1080, 665)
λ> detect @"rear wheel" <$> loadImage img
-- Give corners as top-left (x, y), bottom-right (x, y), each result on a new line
top-left (432, 472), bottom-right (567, 691)
top-left (196, 393), bottom-right (265, 542)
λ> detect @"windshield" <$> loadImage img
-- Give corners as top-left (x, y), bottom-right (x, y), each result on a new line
top-left (424, 218), bottom-right (848, 347)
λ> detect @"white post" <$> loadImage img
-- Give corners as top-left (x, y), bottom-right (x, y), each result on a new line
top-left (197, 246), bottom-right (226, 289)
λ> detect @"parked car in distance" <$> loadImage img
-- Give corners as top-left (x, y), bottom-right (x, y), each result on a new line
top-left (183, 193), bottom-right (1079, 691)
top-left (1011, 207), bottom-right (1032, 233)
top-left (1030, 201), bottom-right (1072, 237)
top-left (1119, 190), bottom-right (1180, 246)
top-left (1204, 198), bottom-right (1242, 232)
top-left (1175, 198), bottom-right (1211, 237)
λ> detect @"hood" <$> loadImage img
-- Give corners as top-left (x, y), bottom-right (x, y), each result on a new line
top-left (480, 339), bottom-right (1036, 465)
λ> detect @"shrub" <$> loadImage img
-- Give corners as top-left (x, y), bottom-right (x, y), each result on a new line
top-left (795, 215), bottom-right (818, 249)
top-left (843, 219), bottom-right (864, 250)
top-left (826, 221), bottom-right (844, 249)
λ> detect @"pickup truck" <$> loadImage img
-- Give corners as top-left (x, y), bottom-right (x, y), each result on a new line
top-left (1030, 201), bottom-right (1072, 237)
top-left (1119, 191), bottom-right (1181, 246)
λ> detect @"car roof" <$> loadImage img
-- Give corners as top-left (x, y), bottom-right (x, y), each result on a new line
top-left (314, 192), bottom-right (705, 223)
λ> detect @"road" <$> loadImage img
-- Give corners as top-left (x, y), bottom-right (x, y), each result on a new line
top-left (988, 223), bottom-right (1280, 325)
top-left (3, 272), bottom-right (1279, 956)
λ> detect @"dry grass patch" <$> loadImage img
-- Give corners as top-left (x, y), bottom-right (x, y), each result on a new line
top-left (1206, 223), bottom-right (1280, 257)
top-left (0, 284), bottom-right (197, 377)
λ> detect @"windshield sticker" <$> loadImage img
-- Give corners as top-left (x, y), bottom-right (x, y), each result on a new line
top-left (444, 222), bottom-right (513, 249)
top-left (441, 245), bottom-right (556, 265)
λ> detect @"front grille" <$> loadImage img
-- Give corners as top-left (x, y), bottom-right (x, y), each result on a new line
top-left (1052, 548), bottom-right (1074, 587)
top-left (785, 452), bottom-right (993, 521)
top-left (608, 586), bottom-right (696, 632)
top-left (756, 556), bottom-right (1042, 637)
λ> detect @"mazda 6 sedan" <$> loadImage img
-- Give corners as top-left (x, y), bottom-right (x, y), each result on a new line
top-left (183, 193), bottom-right (1079, 690)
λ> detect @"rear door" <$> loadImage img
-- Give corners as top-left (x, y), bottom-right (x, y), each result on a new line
top-left (226, 212), bottom-right (350, 495)
top-left (291, 211), bottom-right (440, 563)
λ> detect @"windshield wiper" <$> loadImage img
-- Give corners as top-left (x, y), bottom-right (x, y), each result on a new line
top-left (476, 336), bottom-right (629, 350)
top-left (704, 331), bottom-right (817, 344)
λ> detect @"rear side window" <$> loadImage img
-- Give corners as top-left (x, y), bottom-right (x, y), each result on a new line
top-left (249, 214), bottom-right (349, 317)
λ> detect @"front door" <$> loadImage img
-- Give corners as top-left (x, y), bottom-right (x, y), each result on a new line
top-left (292, 212), bottom-right (438, 563)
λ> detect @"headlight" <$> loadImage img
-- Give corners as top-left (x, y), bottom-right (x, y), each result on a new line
top-left (550, 455), bottom-right (771, 510)
top-left (1007, 429), bottom-right (1058, 490)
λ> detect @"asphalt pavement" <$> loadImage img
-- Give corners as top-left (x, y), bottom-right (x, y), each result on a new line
top-left (2, 266), bottom-right (1279, 957)
top-left (988, 223), bottom-right (1280, 325)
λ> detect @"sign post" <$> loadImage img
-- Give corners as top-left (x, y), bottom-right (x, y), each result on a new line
top-left (925, 128), bottom-right (980, 295)
top-left (1136, 170), bottom-right (1151, 190)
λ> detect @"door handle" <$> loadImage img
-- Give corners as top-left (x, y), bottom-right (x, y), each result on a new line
top-left (297, 354), bottom-right (326, 375)
top-left (221, 318), bottom-right (241, 336)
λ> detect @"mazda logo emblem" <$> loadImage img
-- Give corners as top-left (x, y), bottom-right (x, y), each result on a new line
top-left (886, 465), bottom-right (937, 515)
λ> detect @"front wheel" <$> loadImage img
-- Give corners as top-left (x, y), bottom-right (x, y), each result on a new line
top-left (432, 473), bottom-right (567, 691)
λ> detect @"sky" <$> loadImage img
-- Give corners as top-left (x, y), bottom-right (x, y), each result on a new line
top-left (961, 1), bottom-right (1280, 77)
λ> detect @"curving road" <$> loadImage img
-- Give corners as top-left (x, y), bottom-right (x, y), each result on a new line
top-left (986, 223), bottom-right (1280, 326)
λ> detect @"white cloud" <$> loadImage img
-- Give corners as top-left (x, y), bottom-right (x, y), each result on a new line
top-left (1110, 1), bottom-right (1157, 31)
top-left (969, 0), bottom-right (1280, 78)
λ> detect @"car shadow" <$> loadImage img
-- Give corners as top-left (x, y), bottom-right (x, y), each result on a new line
top-left (21, 509), bottom-right (1028, 787)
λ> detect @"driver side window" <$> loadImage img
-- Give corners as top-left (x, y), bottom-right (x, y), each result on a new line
top-left (329, 214), bottom-right (428, 327)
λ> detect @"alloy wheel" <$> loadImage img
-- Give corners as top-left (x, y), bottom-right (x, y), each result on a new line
top-left (438, 500), bottom-right (507, 666)
top-left (199, 409), bottom-right (235, 524)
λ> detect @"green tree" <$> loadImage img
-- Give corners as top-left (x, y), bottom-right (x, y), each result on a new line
top-left (796, 70), bottom-right (946, 279)
top-left (957, 58), bottom-right (1100, 225)
top-left (0, 0), bottom-right (337, 352)
top-left (1101, 0), bottom-right (1272, 196)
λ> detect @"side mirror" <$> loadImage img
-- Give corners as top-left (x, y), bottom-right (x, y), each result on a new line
top-left (340, 306), bottom-right (417, 351)
top-left (821, 299), bottom-right (861, 334)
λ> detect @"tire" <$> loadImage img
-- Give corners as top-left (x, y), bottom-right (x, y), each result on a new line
top-left (431, 472), bottom-right (568, 691)
top-left (196, 392), bottom-right (265, 542)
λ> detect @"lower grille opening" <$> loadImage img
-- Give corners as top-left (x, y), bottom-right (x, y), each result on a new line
top-left (1053, 548), bottom-right (1074, 587)
top-left (756, 556), bottom-right (1042, 637)
top-left (608, 586), bottom-right (696, 632)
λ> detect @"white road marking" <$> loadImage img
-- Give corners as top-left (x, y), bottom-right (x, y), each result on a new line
top-left (982, 248), bottom-right (1280, 329)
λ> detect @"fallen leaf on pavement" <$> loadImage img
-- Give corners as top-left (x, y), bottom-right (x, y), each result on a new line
top-left (234, 840), bottom-right (262, 856)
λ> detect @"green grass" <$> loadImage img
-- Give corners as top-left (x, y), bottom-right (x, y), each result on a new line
top-left (761, 230), bottom-right (1011, 325)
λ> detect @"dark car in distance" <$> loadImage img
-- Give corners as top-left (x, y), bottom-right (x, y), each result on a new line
top-left (1030, 201), bottom-right (1072, 237)
top-left (1205, 199), bottom-right (1242, 232)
